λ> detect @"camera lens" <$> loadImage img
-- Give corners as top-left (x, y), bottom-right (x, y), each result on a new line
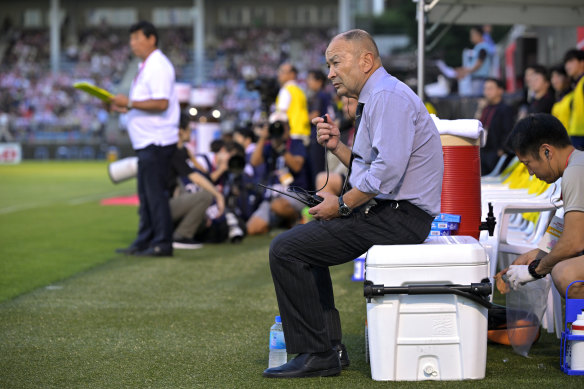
top-left (269, 121), bottom-right (285, 139)
top-left (228, 154), bottom-right (246, 174)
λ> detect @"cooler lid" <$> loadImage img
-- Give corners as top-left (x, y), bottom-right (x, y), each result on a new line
top-left (366, 236), bottom-right (488, 267)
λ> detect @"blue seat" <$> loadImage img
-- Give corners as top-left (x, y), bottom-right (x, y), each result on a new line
top-left (80, 146), bottom-right (95, 159)
top-left (56, 146), bottom-right (70, 159)
top-left (33, 146), bottom-right (49, 160)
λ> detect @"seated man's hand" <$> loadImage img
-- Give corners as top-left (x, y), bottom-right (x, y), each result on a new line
top-left (308, 192), bottom-right (339, 221)
top-left (506, 265), bottom-right (535, 290)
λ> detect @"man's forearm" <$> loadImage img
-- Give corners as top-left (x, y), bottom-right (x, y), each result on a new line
top-left (250, 138), bottom-right (266, 166)
top-left (331, 142), bottom-right (352, 168)
top-left (341, 187), bottom-right (376, 209)
top-left (538, 237), bottom-right (582, 274)
top-left (190, 172), bottom-right (221, 198)
top-left (130, 99), bottom-right (169, 112)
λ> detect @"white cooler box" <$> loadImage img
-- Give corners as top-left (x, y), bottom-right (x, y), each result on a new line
top-left (365, 236), bottom-right (490, 381)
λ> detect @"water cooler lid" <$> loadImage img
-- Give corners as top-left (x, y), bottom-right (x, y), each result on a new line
top-left (366, 235), bottom-right (488, 267)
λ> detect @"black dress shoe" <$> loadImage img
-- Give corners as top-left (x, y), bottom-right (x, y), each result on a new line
top-left (262, 350), bottom-right (341, 378)
top-left (333, 343), bottom-right (350, 369)
top-left (135, 246), bottom-right (173, 257)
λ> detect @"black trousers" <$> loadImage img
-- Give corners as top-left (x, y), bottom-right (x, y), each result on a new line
top-left (269, 200), bottom-right (433, 354)
top-left (134, 143), bottom-right (176, 251)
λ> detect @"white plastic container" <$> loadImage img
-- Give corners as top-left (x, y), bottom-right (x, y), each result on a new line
top-left (365, 235), bottom-right (489, 381)
top-left (108, 156), bottom-right (138, 184)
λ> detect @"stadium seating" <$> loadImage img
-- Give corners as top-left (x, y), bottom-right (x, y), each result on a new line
top-left (1, 26), bottom-right (332, 147)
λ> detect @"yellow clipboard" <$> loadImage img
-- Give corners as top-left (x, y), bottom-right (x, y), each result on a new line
top-left (73, 81), bottom-right (114, 102)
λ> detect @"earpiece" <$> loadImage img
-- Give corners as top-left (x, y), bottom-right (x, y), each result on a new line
top-left (545, 149), bottom-right (549, 159)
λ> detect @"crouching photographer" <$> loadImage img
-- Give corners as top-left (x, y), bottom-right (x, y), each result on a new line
top-left (194, 142), bottom-right (248, 244)
top-left (246, 112), bottom-right (310, 235)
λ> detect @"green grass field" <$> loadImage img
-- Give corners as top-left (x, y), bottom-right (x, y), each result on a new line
top-left (0, 161), bottom-right (582, 388)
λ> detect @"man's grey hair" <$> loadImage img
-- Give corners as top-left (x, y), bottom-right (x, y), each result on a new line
top-left (337, 29), bottom-right (380, 58)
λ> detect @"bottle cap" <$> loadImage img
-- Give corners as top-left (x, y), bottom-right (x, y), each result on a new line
top-left (275, 315), bottom-right (282, 323)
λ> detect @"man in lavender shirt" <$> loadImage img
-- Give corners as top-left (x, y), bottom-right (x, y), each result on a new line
top-left (263, 29), bottom-right (444, 379)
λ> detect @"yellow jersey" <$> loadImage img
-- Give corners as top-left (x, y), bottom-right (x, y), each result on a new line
top-left (552, 92), bottom-right (573, 129)
top-left (568, 76), bottom-right (584, 137)
top-left (276, 83), bottom-right (310, 138)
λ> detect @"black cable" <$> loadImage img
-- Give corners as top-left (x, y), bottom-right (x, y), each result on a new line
top-left (287, 144), bottom-right (329, 195)
top-left (257, 183), bottom-right (322, 208)
top-left (259, 115), bottom-right (333, 206)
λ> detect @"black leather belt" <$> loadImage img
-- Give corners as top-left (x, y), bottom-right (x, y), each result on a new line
top-left (361, 199), bottom-right (401, 214)
top-left (373, 199), bottom-right (402, 209)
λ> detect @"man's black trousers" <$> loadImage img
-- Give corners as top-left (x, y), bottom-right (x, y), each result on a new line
top-left (269, 200), bottom-right (433, 354)
top-left (134, 143), bottom-right (176, 252)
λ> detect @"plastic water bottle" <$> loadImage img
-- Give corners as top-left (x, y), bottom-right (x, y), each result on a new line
top-left (569, 310), bottom-right (584, 370)
top-left (268, 315), bottom-right (287, 368)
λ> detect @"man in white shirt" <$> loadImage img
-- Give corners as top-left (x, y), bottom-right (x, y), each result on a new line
top-left (111, 21), bottom-right (179, 257)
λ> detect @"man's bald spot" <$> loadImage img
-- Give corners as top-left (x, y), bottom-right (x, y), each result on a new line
top-left (279, 62), bottom-right (297, 76)
top-left (334, 29), bottom-right (380, 60)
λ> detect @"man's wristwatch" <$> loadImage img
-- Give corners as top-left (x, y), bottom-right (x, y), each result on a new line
top-left (127, 100), bottom-right (133, 110)
top-left (338, 195), bottom-right (352, 217)
top-left (528, 259), bottom-right (545, 279)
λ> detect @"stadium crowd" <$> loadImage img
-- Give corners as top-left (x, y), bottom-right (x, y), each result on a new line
top-left (0, 25), bottom-right (332, 143)
top-left (0, 27), bottom-right (126, 142)
top-left (472, 48), bottom-right (584, 174)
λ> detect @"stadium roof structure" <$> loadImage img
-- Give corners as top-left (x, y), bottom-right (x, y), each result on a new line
top-left (426, 0), bottom-right (584, 27)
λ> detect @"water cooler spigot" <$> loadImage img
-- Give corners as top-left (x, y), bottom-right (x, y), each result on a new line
top-left (479, 202), bottom-right (496, 236)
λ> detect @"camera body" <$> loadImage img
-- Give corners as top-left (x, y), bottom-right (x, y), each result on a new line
top-left (227, 154), bottom-right (246, 175)
top-left (245, 77), bottom-right (279, 112)
top-left (268, 120), bottom-right (286, 139)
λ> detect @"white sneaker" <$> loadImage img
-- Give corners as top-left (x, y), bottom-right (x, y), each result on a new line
top-left (172, 238), bottom-right (203, 250)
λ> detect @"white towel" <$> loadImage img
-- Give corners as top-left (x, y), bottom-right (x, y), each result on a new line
top-left (430, 114), bottom-right (486, 147)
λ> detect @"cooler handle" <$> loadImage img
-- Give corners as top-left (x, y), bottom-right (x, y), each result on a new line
top-left (363, 278), bottom-right (492, 308)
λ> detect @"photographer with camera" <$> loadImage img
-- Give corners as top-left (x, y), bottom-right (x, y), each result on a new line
top-left (246, 112), bottom-right (310, 235)
top-left (195, 139), bottom-right (231, 187)
top-left (233, 124), bottom-right (265, 185)
top-left (188, 140), bottom-right (248, 244)
top-left (168, 114), bottom-right (225, 249)
top-left (232, 125), bottom-right (265, 221)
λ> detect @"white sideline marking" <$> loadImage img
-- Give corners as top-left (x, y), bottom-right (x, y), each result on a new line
top-left (0, 203), bottom-right (43, 215)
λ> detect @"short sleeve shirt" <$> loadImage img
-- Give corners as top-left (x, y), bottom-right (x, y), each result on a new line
top-left (562, 149), bottom-right (584, 214)
top-left (126, 49), bottom-right (179, 150)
